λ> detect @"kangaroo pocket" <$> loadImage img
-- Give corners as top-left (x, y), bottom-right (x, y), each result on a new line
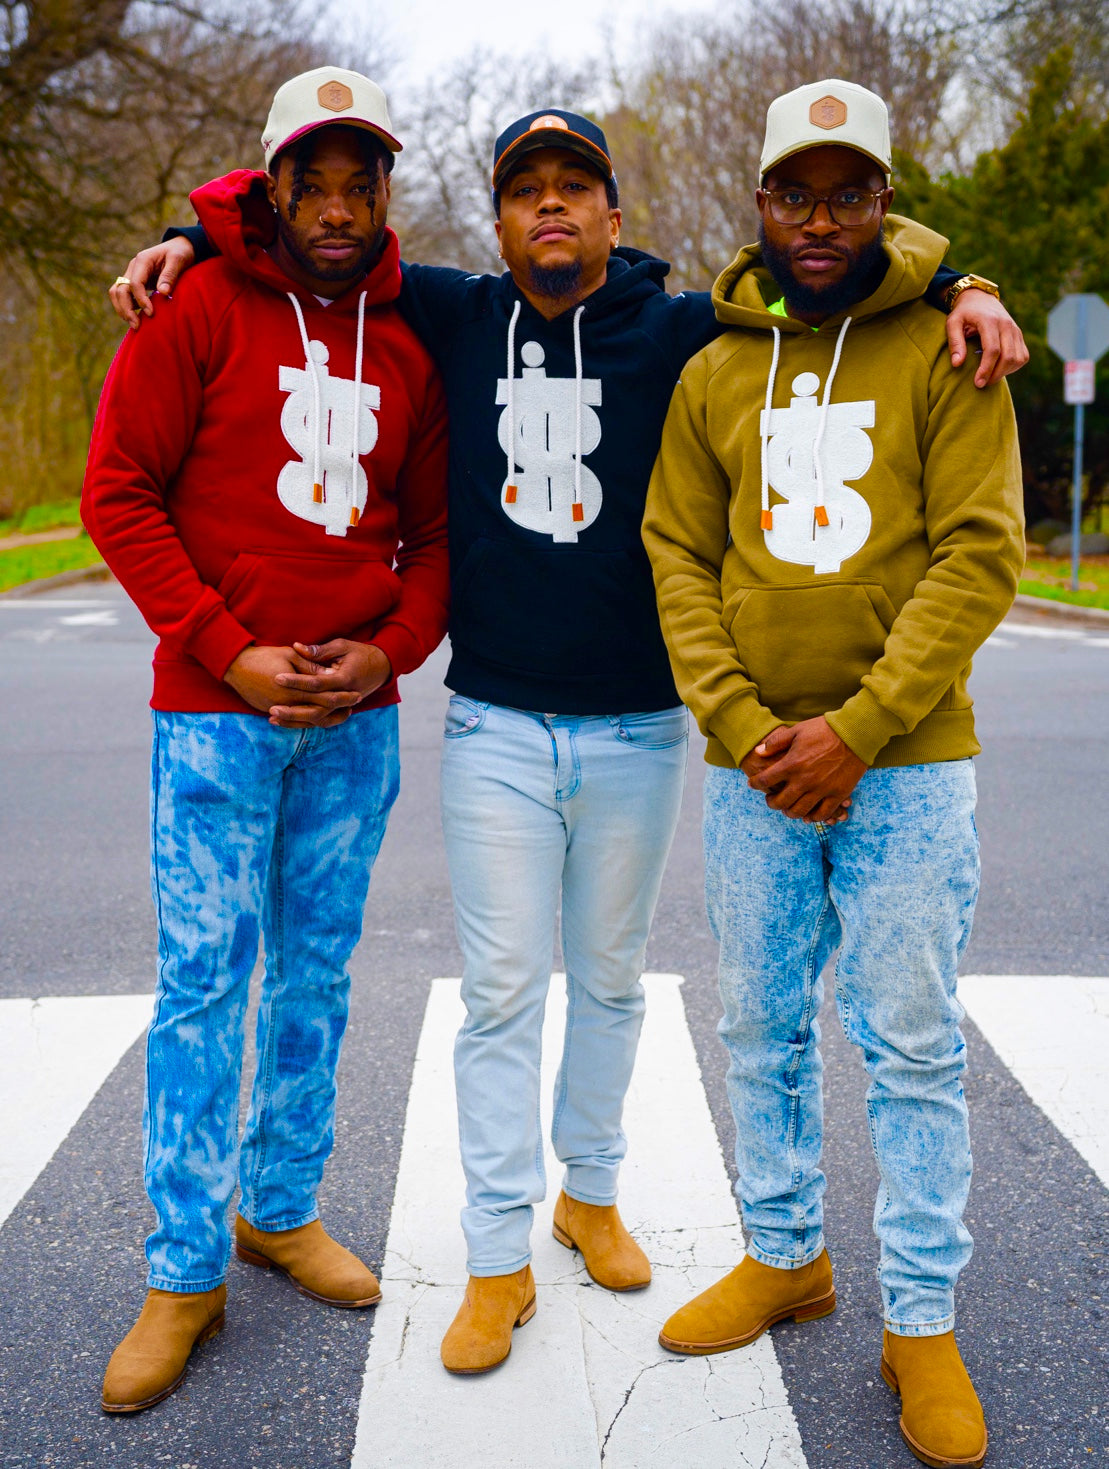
top-left (451, 537), bottom-right (665, 679)
top-left (217, 548), bottom-right (400, 647)
top-left (728, 581), bottom-right (896, 720)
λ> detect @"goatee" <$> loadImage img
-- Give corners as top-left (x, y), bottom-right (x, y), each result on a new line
top-left (527, 260), bottom-right (584, 299)
top-left (758, 223), bottom-right (889, 319)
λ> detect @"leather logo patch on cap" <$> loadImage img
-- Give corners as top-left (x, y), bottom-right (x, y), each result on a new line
top-left (809, 95), bottom-right (848, 129)
top-left (318, 80), bottom-right (354, 112)
top-left (530, 114), bottom-right (569, 132)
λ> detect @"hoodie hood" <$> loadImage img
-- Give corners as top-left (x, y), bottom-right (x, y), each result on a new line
top-left (189, 168), bottom-right (401, 312)
top-left (710, 213), bottom-right (949, 332)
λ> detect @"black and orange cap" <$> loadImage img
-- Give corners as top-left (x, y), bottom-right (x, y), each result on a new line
top-left (491, 109), bottom-right (613, 189)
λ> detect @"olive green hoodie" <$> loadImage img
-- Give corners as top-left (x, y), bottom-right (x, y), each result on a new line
top-left (643, 215), bottom-right (1024, 770)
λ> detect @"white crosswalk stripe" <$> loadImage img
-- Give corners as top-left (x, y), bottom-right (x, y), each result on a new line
top-left (352, 975), bottom-right (807, 1469)
top-left (0, 993), bottom-right (152, 1228)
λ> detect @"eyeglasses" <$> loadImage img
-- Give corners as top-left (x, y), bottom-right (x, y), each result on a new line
top-left (762, 187), bottom-right (888, 227)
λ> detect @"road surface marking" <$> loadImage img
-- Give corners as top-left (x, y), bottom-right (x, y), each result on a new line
top-left (1003, 621), bottom-right (1105, 643)
top-left (351, 974), bottom-right (808, 1469)
top-left (57, 610), bottom-right (119, 626)
top-left (960, 975), bottom-right (1109, 1188)
top-left (0, 994), bottom-right (153, 1228)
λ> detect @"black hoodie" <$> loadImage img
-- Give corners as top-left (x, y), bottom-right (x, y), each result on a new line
top-left (399, 249), bottom-right (720, 712)
top-left (177, 221), bottom-right (958, 713)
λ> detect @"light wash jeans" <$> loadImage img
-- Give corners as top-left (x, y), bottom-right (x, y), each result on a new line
top-left (441, 698), bottom-right (688, 1275)
top-left (704, 760), bottom-right (979, 1337)
top-left (144, 707), bottom-right (399, 1292)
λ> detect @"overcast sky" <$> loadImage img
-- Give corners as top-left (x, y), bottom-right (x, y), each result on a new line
top-left (337, 0), bottom-right (708, 87)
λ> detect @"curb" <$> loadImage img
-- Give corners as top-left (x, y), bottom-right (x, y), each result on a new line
top-left (0, 563), bottom-right (112, 599)
top-left (1012, 592), bottom-right (1109, 625)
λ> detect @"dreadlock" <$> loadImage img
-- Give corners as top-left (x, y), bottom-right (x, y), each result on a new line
top-left (271, 128), bottom-right (394, 222)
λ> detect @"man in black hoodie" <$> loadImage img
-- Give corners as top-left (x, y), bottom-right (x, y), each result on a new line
top-left (109, 106), bottom-right (1026, 1377)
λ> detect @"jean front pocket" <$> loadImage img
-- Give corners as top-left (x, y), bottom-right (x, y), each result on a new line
top-left (444, 695), bottom-right (488, 739)
top-left (612, 706), bottom-right (689, 750)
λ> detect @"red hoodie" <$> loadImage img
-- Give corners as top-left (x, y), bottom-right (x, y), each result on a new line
top-left (82, 169), bottom-right (449, 714)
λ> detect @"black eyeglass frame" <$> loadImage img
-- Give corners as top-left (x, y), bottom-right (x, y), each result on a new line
top-left (760, 186), bottom-right (892, 228)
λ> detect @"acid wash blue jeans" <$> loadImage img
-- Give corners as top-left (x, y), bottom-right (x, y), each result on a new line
top-left (144, 707), bottom-right (399, 1293)
top-left (441, 698), bottom-right (688, 1276)
top-left (704, 759), bottom-right (979, 1337)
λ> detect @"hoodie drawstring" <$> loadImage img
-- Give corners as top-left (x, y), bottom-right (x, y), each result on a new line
top-left (288, 293), bottom-right (324, 503)
top-left (571, 304), bottom-right (586, 522)
top-left (288, 291), bottom-right (368, 528)
top-left (503, 299), bottom-right (521, 504)
top-left (811, 317), bottom-right (852, 527)
top-left (760, 327), bottom-right (782, 530)
top-left (760, 316), bottom-right (853, 534)
top-left (349, 291), bottom-right (367, 527)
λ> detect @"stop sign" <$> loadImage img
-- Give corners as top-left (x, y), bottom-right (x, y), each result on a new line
top-left (1047, 294), bottom-right (1109, 363)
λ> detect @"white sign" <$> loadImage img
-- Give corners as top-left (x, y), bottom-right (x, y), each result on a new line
top-left (1064, 360), bottom-right (1096, 405)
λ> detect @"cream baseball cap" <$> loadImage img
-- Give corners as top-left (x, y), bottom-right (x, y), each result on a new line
top-left (760, 79), bottom-right (891, 180)
top-left (261, 66), bottom-right (401, 169)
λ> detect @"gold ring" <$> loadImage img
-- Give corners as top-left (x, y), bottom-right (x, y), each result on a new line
top-left (111, 275), bottom-right (133, 289)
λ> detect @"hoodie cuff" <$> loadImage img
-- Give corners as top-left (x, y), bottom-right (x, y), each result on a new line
top-left (185, 604), bottom-right (255, 683)
top-left (368, 622), bottom-right (424, 680)
top-left (826, 688), bottom-right (906, 766)
top-left (707, 691), bottom-right (783, 766)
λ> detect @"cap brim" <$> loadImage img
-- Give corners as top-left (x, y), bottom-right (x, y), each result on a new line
top-left (492, 131), bottom-right (611, 187)
top-left (761, 140), bottom-right (890, 180)
top-left (270, 118), bottom-right (402, 163)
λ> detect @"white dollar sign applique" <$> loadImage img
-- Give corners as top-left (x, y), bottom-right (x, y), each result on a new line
top-left (496, 341), bottom-right (602, 544)
top-left (277, 340), bottom-right (381, 537)
top-left (761, 371), bottom-right (874, 575)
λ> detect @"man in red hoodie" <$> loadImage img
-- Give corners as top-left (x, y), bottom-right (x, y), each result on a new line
top-left (82, 69), bottom-right (449, 1414)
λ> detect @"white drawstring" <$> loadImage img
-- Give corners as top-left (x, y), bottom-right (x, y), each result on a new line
top-left (760, 327), bottom-right (782, 530)
top-left (572, 304), bottom-right (586, 522)
top-left (288, 293), bottom-right (324, 503)
top-left (504, 298), bottom-right (521, 504)
top-left (811, 317), bottom-right (852, 525)
top-left (350, 291), bottom-right (367, 527)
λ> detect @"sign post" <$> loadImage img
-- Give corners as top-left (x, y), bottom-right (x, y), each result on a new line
top-left (1047, 294), bottom-right (1109, 591)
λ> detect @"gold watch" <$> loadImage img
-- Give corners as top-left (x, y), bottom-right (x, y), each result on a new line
top-left (943, 273), bottom-right (1000, 310)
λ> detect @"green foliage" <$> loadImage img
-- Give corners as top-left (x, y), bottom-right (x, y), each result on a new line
top-left (13, 499), bottom-right (84, 534)
top-left (0, 538), bottom-right (104, 594)
top-left (894, 49), bottom-right (1109, 521)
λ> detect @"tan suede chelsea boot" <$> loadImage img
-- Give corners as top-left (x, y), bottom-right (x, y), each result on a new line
top-left (235, 1217), bottom-right (381, 1307)
top-left (440, 1265), bottom-right (536, 1374)
top-left (881, 1329), bottom-right (988, 1467)
top-left (659, 1249), bottom-right (836, 1354)
top-left (101, 1283), bottom-right (226, 1413)
top-left (552, 1189), bottom-right (651, 1291)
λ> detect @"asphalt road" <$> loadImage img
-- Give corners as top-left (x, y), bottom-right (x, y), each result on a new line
top-left (0, 580), bottom-right (1106, 1468)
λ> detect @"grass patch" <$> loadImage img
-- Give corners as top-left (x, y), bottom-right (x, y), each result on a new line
top-left (1020, 555), bottom-right (1109, 611)
top-left (0, 497), bottom-right (83, 537)
top-left (0, 536), bottom-right (104, 593)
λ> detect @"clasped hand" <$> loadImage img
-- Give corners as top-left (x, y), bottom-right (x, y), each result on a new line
top-left (740, 716), bottom-right (867, 825)
top-left (224, 640), bottom-right (392, 728)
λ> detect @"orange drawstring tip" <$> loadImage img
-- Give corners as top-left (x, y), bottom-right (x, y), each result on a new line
top-left (313, 482), bottom-right (324, 504)
top-left (505, 484), bottom-right (518, 504)
top-left (349, 506), bottom-right (360, 528)
top-left (814, 505), bottom-right (830, 527)
top-left (572, 502), bottom-right (584, 523)
top-left (760, 509), bottom-right (774, 530)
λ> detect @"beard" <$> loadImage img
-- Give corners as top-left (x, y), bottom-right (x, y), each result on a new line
top-left (757, 222), bottom-right (889, 319)
top-left (276, 218), bottom-right (383, 284)
top-left (527, 259), bottom-right (584, 299)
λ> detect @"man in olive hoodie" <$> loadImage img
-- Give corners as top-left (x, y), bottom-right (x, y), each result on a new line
top-left (643, 80), bottom-right (1024, 1469)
